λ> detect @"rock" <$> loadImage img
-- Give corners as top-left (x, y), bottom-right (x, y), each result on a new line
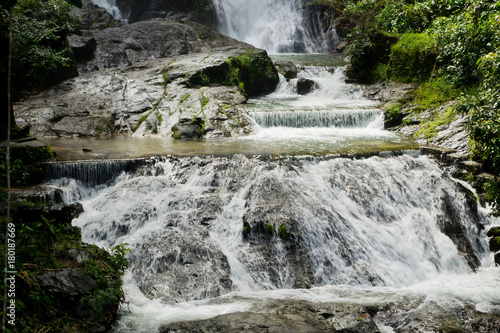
top-left (172, 118), bottom-right (204, 139)
top-left (435, 188), bottom-right (482, 270)
top-left (70, 0), bottom-right (123, 32)
top-left (336, 41), bottom-right (348, 53)
top-left (68, 36), bottom-right (98, 63)
top-left (489, 237), bottom-right (500, 252)
top-left (67, 248), bottom-right (90, 264)
top-left (487, 226), bottom-right (500, 237)
top-left (159, 300), bottom-right (381, 333)
top-left (12, 203), bottom-right (84, 224)
top-left (296, 78), bottom-right (319, 95)
top-left (37, 269), bottom-right (95, 296)
top-left (275, 61), bottom-right (298, 79)
top-left (495, 253), bottom-right (500, 266)
top-left (75, 18), bottom-right (240, 74)
top-left (15, 46), bottom-right (276, 138)
top-left (115, 0), bottom-right (217, 28)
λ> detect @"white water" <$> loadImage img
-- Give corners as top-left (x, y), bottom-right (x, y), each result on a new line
top-left (91, 0), bottom-right (125, 20)
top-left (47, 154), bottom-right (500, 332)
top-left (214, 0), bottom-right (334, 53)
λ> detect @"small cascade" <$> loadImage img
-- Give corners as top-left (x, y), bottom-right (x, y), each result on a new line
top-left (44, 159), bottom-right (144, 187)
top-left (250, 109), bottom-right (382, 128)
top-left (91, 0), bottom-right (124, 20)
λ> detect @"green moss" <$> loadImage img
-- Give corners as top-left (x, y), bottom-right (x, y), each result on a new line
top-left (487, 226), bottom-right (500, 237)
top-left (265, 223), bottom-right (275, 235)
top-left (415, 106), bottom-right (456, 139)
top-left (201, 91), bottom-right (209, 109)
top-left (415, 77), bottom-right (460, 109)
top-left (187, 50), bottom-right (278, 96)
top-left (278, 224), bottom-right (288, 240)
top-left (0, 200), bottom-right (129, 331)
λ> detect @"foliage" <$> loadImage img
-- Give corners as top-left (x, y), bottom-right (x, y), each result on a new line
top-left (0, 145), bottom-right (53, 187)
top-left (387, 33), bottom-right (437, 82)
top-left (428, 3), bottom-right (500, 87)
top-left (0, 199), bottom-right (128, 330)
top-left (1, 0), bottom-right (80, 90)
top-left (414, 77), bottom-right (461, 109)
top-left (265, 223), bottom-right (275, 235)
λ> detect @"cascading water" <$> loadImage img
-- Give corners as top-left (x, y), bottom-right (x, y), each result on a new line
top-left (48, 154), bottom-right (500, 332)
top-left (43, 1), bottom-right (500, 331)
top-left (213, 0), bottom-right (336, 53)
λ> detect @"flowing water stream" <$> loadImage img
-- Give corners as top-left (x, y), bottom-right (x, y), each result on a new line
top-left (50, 1), bottom-right (500, 331)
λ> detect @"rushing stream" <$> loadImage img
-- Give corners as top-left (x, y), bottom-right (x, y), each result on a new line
top-left (48, 1), bottom-right (500, 331)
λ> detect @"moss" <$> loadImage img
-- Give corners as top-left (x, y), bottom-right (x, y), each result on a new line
top-left (415, 106), bottom-right (457, 139)
top-left (265, 223), bottom-right (275, 235)
top-left (200, 91), bottom-right (209, 109)
top-left (187, 50), bottom-right (279, 97)
top-left (388, 33), bottom-right (438, 83)
top-left (278, 224), bottom-right (288, 240)
top-left (487, 226), bottom-right (500, 238)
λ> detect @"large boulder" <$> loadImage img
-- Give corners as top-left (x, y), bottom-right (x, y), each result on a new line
top-left (74, 18), bottom-right (242, 73)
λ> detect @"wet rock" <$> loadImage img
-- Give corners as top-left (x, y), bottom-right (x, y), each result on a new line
top-left (37, 269), bottom-right (95, 296)
top-left (297, 78), bottom-right (319, 95)
top-left (159, 300), bottom-right (381, 333)
top-left (115, 0), bottom-right (217, 28)
top-left (436, 189), bottom-right (481, 270)
top-left (275, 61), bottom-right (298, 79)
top-left (68, 35), bottom-right (97, 63)
top-left (489, 237), bottom-right (500, 252)
top-left (487, 226), bottom-right (500, 237)
top-left (70, 0), bottom-right (123, 32)
top-left (172, 118), bottom-right (204, 139)
top-left (495, 253), bottom-right (500, 266)
top-left (12, 202), bottom-right (83, 224)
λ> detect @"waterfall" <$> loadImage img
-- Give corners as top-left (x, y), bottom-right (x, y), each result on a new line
top-left (50, 154), bottom-right (494, 301)
top-left (213, 0), bottom-right (336, 53)
top-left (250, 109), bottom-right (382, 128)
top-left (91, 0), bottom-right (125, 20)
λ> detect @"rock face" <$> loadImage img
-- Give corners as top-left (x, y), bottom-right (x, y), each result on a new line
top-left (37, 269), bottom-right (95, 296)
top-left (115, 0), bottom-right (217, 28)
top-left (14, 12), bottom-right (279, 139)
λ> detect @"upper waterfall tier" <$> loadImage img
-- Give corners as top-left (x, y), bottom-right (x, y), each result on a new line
top-left (213, 0), bottom-right (337, 53)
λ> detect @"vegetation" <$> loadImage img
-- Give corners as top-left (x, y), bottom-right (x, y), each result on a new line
top-left (0, 145), bottom-right (53, 187)
top-left (310, 0), bottom-right (500, 214)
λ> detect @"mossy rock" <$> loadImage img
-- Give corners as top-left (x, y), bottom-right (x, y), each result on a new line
top-left (489, 236), bottom-right (500, 252)
top-left (188, 50), bottom-right (279, 97)
top-left (487, 226), bottom-right (500, 238)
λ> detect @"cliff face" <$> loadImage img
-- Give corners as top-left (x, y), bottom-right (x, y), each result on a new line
top-left (115, 0), bottom-right (217, 28)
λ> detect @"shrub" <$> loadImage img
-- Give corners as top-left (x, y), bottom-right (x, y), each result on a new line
top-left (388, 33), bottom-right (438, 82)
